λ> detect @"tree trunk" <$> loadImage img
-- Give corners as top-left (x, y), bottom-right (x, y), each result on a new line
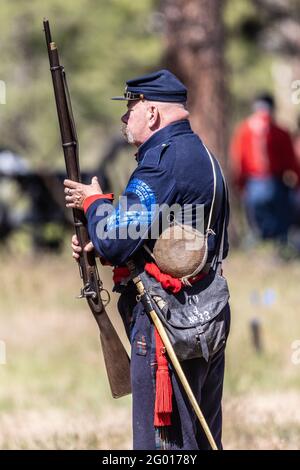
top-left (161, 0), bottom-right (228, 167)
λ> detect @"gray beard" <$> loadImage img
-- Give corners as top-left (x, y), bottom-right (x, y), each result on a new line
top-left (121, 124), bottom-right (135, 144)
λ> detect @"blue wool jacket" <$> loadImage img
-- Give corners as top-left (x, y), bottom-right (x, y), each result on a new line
top-left (85, 119), bottom-right (229, 266)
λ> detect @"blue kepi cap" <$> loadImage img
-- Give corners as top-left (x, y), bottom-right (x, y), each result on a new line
top-left (112, 69), bottom-right (187, 103)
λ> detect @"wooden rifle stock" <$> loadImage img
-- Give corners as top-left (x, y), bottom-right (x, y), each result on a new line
top-left (43, 19), bottom-right (131, 398)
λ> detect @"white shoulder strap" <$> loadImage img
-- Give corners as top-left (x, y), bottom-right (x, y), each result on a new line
top-left (203, 144), bottom-right (217, 235)
top-left (211, 164), bottom-right (228, 273)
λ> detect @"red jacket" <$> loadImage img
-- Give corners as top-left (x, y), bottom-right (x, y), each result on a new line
top-left (230, 111), bottom-right (300, 188)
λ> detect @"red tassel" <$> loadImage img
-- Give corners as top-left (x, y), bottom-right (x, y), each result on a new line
top-left (145, 263), bottom-right (182, 294)
top-left (144, 262), bottom-right (208, 294)
top-left (154, 328), bottom-right (173, 427)
top-left (113, 266), bottom-right (130, 284)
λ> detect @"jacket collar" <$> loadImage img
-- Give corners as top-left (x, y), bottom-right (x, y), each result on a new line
top-left (136, 119), bottom-right (193, 163)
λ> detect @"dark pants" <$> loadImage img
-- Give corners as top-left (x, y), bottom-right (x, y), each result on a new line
top-left (244, 177), bottom-right (293, 242)
top-left (128, 299), bottom-right (231, 450)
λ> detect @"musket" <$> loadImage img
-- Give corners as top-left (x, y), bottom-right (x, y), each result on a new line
top-left (43, 19), bottom-right (131, 399)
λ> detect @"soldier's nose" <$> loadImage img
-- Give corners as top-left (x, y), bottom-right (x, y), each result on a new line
top-left (121, 112), bottom-right (129, 124)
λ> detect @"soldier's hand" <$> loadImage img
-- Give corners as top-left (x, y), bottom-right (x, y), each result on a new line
top-left (71, 234), bottom-right (94, 261)
top-left (64, 176), bottom-right (102, 210)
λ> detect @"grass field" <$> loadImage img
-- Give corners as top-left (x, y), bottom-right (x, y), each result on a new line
top-left (0, 242), bottom-right (299, 449)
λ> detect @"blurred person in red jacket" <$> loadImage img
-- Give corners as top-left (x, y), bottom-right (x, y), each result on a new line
top-left (230, 93), bottom-right (300, 243)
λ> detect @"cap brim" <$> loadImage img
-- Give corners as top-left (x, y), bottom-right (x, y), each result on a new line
top-left (111, 96), bottom-right (127, 100)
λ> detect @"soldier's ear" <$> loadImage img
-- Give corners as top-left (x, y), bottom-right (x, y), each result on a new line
top-left (148, 105), bottom-right (160, 129)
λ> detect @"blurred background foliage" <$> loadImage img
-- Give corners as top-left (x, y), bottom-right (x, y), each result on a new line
top-left (1, 0), bottom-right (299, 170)
top-left (0, 0), bottom-right (161, 168)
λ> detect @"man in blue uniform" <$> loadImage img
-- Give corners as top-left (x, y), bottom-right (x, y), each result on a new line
top-left (64, 70), bottom-right (230, 450)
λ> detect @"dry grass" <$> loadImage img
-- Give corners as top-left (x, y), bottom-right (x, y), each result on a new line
top-left (224, 247), bottom-right (300, 394)
top-left (0, 244), bottom-right (300, 449)
top-left (223, 392), bottom-right (300, 450)
top-left (0, 408), bottom-right (132, 450)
